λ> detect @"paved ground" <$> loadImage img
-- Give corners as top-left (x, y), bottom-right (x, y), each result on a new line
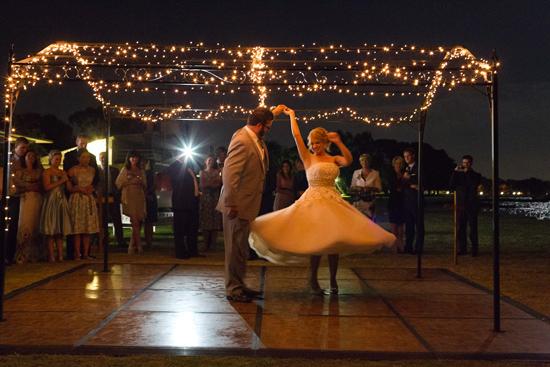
top-left (0, 262), bottom-right (549, 360)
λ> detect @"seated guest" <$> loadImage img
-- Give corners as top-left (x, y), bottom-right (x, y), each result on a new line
top-left (350, 153), bottom-right (382, 219)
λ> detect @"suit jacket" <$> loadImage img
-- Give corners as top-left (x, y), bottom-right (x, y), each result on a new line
top-left (402, 162), bottom-right (419, 209)
top-left (63, 148), bottom-right (99, 187)
top-left (449, 169), bottom-right (481, 211)
top-left (216, 127), bottom-right (267, 221)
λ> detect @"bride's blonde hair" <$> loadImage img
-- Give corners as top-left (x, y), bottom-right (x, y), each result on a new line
top-left (307, 127), bottom-right (331, 152)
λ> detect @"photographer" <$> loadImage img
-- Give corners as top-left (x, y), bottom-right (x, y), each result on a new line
top-left (449, 155), bottom-right (482, 256)
top-left (350, 153), bottom-right (381, 219)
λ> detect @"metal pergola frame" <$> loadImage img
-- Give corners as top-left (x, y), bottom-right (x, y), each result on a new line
top-left (0, 42), bottom-right (501, 332)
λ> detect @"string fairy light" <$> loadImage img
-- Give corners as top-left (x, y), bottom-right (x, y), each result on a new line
top-left (6, 41), bottom-right (496, 126)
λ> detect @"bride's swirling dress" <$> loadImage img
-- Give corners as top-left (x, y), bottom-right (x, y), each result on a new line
top-left (250, 162), bottom-right (396, 264)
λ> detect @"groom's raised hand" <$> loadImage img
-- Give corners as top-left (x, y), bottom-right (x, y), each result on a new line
top-left (271, 104), bottom-right (286, 117)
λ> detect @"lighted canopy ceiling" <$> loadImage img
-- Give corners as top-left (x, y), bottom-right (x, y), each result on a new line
top-left (6, 41), bottom-right (496, 125)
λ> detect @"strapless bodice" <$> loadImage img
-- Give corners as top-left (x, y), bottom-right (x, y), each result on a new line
top-left (306, 162), bottom-right (339, 188)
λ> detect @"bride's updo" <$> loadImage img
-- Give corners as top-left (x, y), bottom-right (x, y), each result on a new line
top-left (307, 127), bottom-right (331, 152)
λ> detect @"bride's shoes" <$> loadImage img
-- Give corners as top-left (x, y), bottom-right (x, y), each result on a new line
top-left (309, 280), bottom-right (325, 296)
top-left (329, 280), bottom-right (339, 295)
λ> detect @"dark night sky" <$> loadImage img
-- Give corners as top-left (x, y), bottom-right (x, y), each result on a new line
top-left (2, 0), bottom-right (550, 180)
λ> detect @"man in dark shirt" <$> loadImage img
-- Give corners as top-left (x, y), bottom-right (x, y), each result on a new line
top-left (166, 156), bottom-right (200, 259)
top-left (97, 152), bottom-right (125, 247)
top-left (402, 148), bottom-right (424, 254)
top-left (449, 155), bottom-right (482, 256)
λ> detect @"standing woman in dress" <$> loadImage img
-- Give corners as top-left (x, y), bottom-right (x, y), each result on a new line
top-left (116, 151), bottom-right (147, 254)
top-left (68, 151), bottom-right (100, 259)
top-left (273, 160), bottom-right (295, 211)
top-left (14, 150), bottom-right (43, 263)
top-left (40, 150), bottom-right (72, 262)
top-left (350, 153), bottom-right (382, 219)
top-left (388, 156), bottom-right (406, 252)
top-left (199, 156), bottom-right (222, 251)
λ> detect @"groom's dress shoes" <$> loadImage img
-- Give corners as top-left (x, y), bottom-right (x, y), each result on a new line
top-left (243, 288), bottom-right (263, 299)
top-left (226, 293), bottom-right (252, 303)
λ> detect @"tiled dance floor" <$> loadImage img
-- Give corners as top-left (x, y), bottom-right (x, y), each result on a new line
top-left (0, 263), bottom-right (549, 360)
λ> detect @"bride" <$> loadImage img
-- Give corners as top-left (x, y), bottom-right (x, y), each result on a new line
top-left (249, 106), bottom-right (396, 294)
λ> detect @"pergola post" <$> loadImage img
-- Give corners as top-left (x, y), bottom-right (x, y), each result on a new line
top-left (416, 110), bottom-right (427, 278)
top-left (490, 52), bottom-right (501, 332)
top-left (102, 108), bottom-right (111, 273)
top-left (0, 45), bottom-right (15, 321)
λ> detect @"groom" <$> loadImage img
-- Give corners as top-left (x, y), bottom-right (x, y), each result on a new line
top-left (217, 105), bottom-right (284, 302)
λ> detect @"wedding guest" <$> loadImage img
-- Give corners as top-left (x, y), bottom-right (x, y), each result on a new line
top-left (350, 153), bottom-right (382, 219)
top-left (199, 156), bottom-right (222, 251)
top-left (402, 148), bottom-right (424, 254)
top-left (449, 155), bottom-right (482, 256)
top-left (273, 160), bottom-right (295, 211)
top-left (68, 151), bottom-right (99, 260)
top-left (388, 156), bottom-right (406, 252)
top-left (116, 151), bottom-right (147, 254)
top-left (63, 134), bottom-right (98, 259)
top-left (97, 152), bottom-right (125, 248)
top-left (293, 159), bottom-right (308, 198)
top-left (5, 137), bottom-right (29, 264)
top-left (40, 150), bottom-right (72, 262)
top-left (166, 155), bottom-right (200, 259)
top-left (215, 146), bottom-right (227, 169)
top-left (14, 150), bottom-right (43, 263)
top-left (144, 158), bottom-right (158, 247)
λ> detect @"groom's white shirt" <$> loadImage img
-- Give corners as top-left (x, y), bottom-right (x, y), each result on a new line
top-left (244, 125), bottom-right (265, 165)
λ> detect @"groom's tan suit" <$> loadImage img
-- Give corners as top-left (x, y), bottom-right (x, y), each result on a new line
top-left (216, 126), bottom-right (268, 296)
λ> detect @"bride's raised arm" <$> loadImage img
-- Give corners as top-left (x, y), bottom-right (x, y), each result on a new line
top-left (285, 107), bottom-right (311, 166)
top-left (328, 132), bottom-right (353, 167)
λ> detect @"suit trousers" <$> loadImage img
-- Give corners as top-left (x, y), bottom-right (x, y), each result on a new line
top-left (404, 202), bottom-right (424, 253)
top-left (456, 208), bottom-right (478, 254)
top-left (173, 209), bottom-right (198, 258)
top-left (222, 214), bottom-right (250, 296)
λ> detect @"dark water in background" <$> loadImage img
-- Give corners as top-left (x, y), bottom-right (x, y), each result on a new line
top-left (500, 200), bottom-right (550, 220)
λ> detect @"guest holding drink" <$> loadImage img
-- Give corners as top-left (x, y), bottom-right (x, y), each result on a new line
top-left (40, 150), bottom-right (72, 262)
top-left (199, 156), bottom-right (222, 251)
top-left (116, 151), bottom-right (147, 254)
top-left (350, 153), bottom-right (382, 219)
top-left (14, 150), bottom-right (43, 263)
top-left (68, 151), bottom-right (100, 260)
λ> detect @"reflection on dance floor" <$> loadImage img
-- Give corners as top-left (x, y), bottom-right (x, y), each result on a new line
top-left (1, 263), bottom-right (549, 358)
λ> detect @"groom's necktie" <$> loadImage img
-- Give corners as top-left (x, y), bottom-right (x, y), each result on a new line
top-left (257, 138), bottom-right (268, 171)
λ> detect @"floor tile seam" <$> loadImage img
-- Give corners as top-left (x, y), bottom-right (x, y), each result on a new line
top-left (398, 315), bottom-right (537, 320)
top-left (3, 264), bottom-right (88, 300)
top-left (351, 268), bottom-right (436, 354)
top-left (252, 266), bottom-right (267, 350)
top-left (73, 264), bottom-right (178, 347)
top-left (441, 268), bottom-right (550, 324)
top-left (2, 344), bottom-right (550, 360)
top-left (121, 310), bottom-right (258, 315)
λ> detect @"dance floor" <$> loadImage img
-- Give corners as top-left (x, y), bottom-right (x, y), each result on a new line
top-left (1, 263), bottom-right (549, 360)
